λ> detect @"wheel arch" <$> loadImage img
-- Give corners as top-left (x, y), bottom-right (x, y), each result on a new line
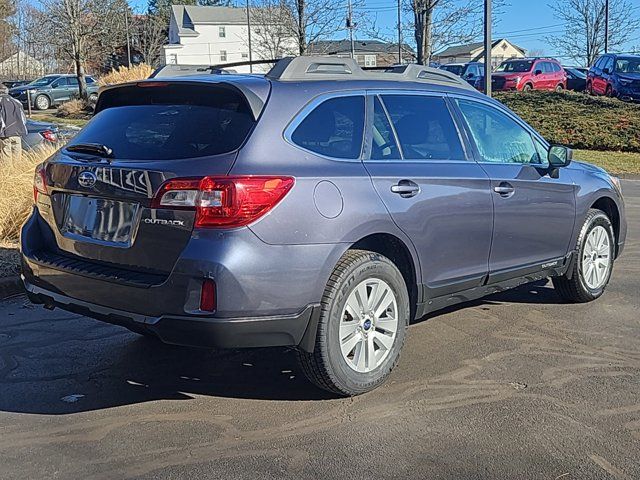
top-left (349, 233), bottom-right (420, 320)
top-left (591, 196), bottom-right (621, 255)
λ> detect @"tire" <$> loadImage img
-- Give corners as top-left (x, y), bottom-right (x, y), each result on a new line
top-left (587, 81), bottom-right (594, 95)
top-left (34, 94), bottom-right (51, 111)
top-left (553, 209), bottom-right (615, 303)
top-left (555, 83), bottom-right (564, 92)
top-left (88, 93), bottom-right (98, 104)
top-left (298, 250), bottom-right (410, 396)
top-left (522, 83), bottom-right (533, 92)
top-left (605, 85), bottom-right (613, 98)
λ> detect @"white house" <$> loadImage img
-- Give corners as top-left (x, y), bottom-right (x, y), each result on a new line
top-left (432, 38), bottom-right (526, 69)
top-left (0, 51), bottom-right (45, 79)
top-left (164, 5), bottom-right (298, 73)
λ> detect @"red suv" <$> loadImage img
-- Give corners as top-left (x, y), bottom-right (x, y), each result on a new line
top-left (492, 58), bottom-right (567, 92)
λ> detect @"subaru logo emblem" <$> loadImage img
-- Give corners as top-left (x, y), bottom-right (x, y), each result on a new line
top-left (78, 171), bottom-right (97, 188)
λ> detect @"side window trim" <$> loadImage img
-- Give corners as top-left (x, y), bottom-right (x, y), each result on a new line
top-left (364, 89), bottom-right (472, 163)
top-left (449, 93), bottom-right (547, 166)
top-left (375, 94), bottom-right (405, 159)
top-left (283, 90), bottom-right (367, 163)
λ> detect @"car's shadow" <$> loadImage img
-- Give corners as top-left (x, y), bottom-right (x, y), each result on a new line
top-left (0, 280), bottom-right (563, 414)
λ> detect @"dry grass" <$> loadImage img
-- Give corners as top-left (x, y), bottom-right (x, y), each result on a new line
top-left (98, 63), bottom-right (154, 86)
top-left (0, 145), bottom-right (57, 243)
top-left (56, 99), bottom-right (92, 119)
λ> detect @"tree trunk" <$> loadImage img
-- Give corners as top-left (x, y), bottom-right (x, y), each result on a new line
top-left (296, 0), bottom-right (306, 55)
top-left (413, 2), bottom-right (433, 65)
top-left (75, 51), bottom-right (88, 101)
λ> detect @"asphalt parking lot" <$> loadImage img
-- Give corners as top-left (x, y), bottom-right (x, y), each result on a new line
top-left (0, 181), bottom-right (638, 480)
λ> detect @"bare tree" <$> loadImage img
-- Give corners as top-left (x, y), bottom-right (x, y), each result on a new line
top-left (286, 0), bottom-right (344, 55)
top-left (31, 0), bottom-right (130, 100)
top-left (249, 0), bottom-right (298, 60)
top-left (132, 12), bottom-right (167, 67)
top-left (410, 0), bottom-right (504, 65)
top-left (548, 0), bottom-right (640, 66)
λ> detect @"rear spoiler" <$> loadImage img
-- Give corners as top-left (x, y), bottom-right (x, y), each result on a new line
top-left (96, 78), bottom-right (270, 120)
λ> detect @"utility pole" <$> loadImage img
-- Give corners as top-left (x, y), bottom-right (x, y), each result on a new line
top-left (604, 0), bottom-right (609, 53)
top-left (397, 0), bottom-right (402, 64)
top-left (246, 0), bottom-right (253, 72)
top-left (483, 0), bottom-right (492, 97)
top-left (347, 0), bottom-right (355, 59)
top-left (124, 8), bottom-right (132, 68)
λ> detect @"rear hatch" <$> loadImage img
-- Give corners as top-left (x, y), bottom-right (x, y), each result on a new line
top-left (36, 79), bottom-right (267, 275)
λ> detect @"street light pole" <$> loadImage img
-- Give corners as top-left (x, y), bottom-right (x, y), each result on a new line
top-left (348, 0), bottom-right (355, 59)
top-left (483, 0), bottom-right (492, 97)
top-left (246, 0), bottom-right (253, 73)
top-left (604, 0), bottom-right (609, 53)
top-left (397, 0), bottom-right (402, 64)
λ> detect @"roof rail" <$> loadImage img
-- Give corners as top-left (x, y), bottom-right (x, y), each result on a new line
top-left (265, 56), bottom-right (475, 90)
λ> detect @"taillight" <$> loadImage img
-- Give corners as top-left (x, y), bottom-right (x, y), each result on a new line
top-left (40, 130), bottom-right (57, 143)
top-left (33, 163), bottom-right (48, 202)
top-left (152, 176), bottom-right (295, 228)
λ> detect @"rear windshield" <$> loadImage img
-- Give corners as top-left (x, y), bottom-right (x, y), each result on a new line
top-left (441, 65), bottom-right (464, 76)
top-left (496, 60), bottom-right (534, 73)
top-left (68, 83), bottom-right (255, 160)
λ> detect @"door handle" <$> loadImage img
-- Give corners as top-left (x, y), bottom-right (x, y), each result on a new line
top-left (391, 180), bottom-right (420, 198)
top-left (493, 182), bottom-right (515, 196)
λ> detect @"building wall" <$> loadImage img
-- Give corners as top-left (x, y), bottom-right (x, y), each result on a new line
top-left (434, 40), bottom-right (525, 68)
top-left (164, 21), bottom-right (297, 73)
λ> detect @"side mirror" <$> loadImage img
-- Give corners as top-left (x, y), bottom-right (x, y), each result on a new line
top-left (534, 69), bottom-right (543, 76)
top-left (465, 72), bottom-right (474, 78)
top-left (51, 82), bottom-right (59, 88)
top-left (603, 67), bottom-right (611, 75)
top-left (549, 145), bottom-right (573, 168)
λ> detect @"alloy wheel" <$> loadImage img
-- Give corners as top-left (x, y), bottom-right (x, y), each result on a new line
top-left (339, 278), bottom-right (398, 373)
top-left (581, 225), bottom-right (612, 290)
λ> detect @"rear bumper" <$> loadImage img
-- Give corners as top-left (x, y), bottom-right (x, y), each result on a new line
top-left (24, 279), bottom-right (320, 350)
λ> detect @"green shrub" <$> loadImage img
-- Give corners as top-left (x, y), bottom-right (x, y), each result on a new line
top-left (494, 91), bottom-right (640, 153)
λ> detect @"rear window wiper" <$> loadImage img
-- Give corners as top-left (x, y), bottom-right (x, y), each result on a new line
top-left (66, 143), bottom-right (114, 158)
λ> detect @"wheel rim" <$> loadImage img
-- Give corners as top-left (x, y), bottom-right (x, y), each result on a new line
top-left (339, 278), bottom-right (398, 373)
top-left (36, 96), bottom-right (48, 109)
top-left (581, 225), bottom-right (612, 289)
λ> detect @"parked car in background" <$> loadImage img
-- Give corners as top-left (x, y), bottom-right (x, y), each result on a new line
top-left (21, 57), bottom-right (627, 396)
top-left (23, 119), bottom-right (59, 151)
top-left (3, 80), bottom-right (32, 89)
top-left (9, 74), bottom-right (99, 110)
top-left (440, 62), bottom-right (485, 90)
top-left (492, 57), bottom-right (567, 92)
top-left (587, 54), bottom-right (640, 101)
top-left (564, 67), bottom-right (587, 92)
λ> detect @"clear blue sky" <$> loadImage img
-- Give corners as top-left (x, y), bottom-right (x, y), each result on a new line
top-left (129, 0), bottom-right (640, 60)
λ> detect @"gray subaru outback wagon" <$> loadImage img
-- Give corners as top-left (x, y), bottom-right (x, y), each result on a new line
top-left (21, 57), bottom-right (627, 395)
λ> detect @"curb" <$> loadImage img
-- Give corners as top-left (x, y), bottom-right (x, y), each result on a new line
top-left (617, 174), bottom-right (640, 180)
top-left (0, 276), bottom-right (24, 300)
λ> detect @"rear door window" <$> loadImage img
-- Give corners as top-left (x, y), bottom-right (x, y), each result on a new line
top-left (381, 95), bottom-right (465, 161)
top-left (68, 83), bottom-right (256, 160)
top-left (291, 96), bottom-right (365, 159)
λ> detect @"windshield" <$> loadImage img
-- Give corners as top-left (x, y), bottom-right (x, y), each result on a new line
top-left (496, 60), bottom-right (534, 73)
top-left (69, 83), bottom-right (256, 160)
top-left (28, 76), bottom-right (58, 87)
top-left (440, 65), bottom-right (464, 76)
top-left (567, 68), bottom-right (587, 79)
top-left (615, 58), bottom-right (640, 74)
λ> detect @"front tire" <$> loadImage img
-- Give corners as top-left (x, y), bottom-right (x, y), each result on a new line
top-left (555, 83), bottom-right (564, 92)
top-left (34, 94), bottom-right (51, 111)
top-left (553, 209), bottom-right (615, 303)
top-left (298, 250), bottom-right (410, 396)
top-left (522, 83), bottom-right (533, 92)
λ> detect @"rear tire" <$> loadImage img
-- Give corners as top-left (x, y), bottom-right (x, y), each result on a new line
top-left (298, 250), bottom-right (410, 396)
top-left (553, 209), bottom-right (615, 303)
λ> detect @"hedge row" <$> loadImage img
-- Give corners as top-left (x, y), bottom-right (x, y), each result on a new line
top-left (494, 91), bottom-right (640, 153)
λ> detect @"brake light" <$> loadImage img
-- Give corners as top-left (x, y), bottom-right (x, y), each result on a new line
top-left (40, 130), bottom-right (57, 143)
top-left (33, 163), bottom-right (48, 202)
top-left (152, 176), bottom-right (295, 228)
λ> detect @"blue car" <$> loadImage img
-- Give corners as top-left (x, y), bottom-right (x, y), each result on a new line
top-left (439, 62), bottom-right (485, 90)
top-left (21, 57), bottom-right (627, 395)
top-left (587, 54), bottom-right (640, 101)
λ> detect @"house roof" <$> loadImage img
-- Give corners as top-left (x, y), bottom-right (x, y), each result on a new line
top-left (308, 40), bottom-right (415, 55)
top-left (434, 38), bottom-right (526, 58)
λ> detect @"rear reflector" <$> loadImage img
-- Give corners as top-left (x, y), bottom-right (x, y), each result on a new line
top-left (200, 279), bottom-right (216, 312)
top-left (152, 176), bottom-right (295, 228)
top-left (40, 130), bottom-right (58, 143)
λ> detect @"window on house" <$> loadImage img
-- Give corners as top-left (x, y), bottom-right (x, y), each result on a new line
top-left (220, 50), bottom-right (227, 62)
top-left (169, 54), bottom-right (178, 65)
top-left (365, 55), bottom-right (377, 67)
top-left (219, 26), bottom-right (226, 38)
top-left (241, 52), bottom-right (249, 59)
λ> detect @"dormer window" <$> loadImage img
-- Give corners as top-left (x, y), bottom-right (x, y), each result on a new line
top-left (219, 26), bottom-right (226, 38)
